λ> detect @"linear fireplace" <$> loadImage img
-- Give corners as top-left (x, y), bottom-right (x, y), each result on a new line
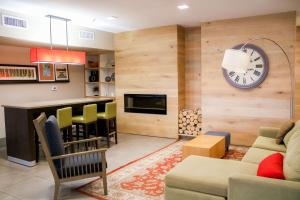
top-left (124, 94), bottom-right (167, 115)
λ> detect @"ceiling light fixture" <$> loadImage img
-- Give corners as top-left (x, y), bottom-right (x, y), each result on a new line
top-left (177, 4), bottom-right (189, 10)
top-left (30, 15), bottom-right (86, 65)
top-left (107, 16), bottom-right (118, 20)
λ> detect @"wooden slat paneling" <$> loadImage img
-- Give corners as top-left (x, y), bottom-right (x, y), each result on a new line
top-left (201, 12), bottom-right (296, 146)
top-left (295, 26), bottom-right (300, 120)
top-left (185, 27), bottom-right (201, 109)
top-left (114, 25), bottom-right (185, 138)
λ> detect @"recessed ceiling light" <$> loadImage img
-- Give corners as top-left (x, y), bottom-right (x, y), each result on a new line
top-left (107, 16), bottom-right (118, 20)
top-left (177, 4), bottom-right (189, 10)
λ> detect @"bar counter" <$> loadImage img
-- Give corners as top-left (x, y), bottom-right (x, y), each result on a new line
top-left (2, 97), bottom-right (113, 167)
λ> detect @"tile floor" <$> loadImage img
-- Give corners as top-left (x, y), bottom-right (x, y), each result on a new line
top-left (0, 134), bottom-right (175, 200)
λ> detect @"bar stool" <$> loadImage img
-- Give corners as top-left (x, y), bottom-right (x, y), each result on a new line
top-left (97, 101), bottom-right (117, 147)
top-left (72, 104), bottom-right (98, 139)
top-left (56, 107), bottom-right (73, 142)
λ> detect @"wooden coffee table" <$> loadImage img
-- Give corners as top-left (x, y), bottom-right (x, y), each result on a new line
top-left (182, 135), bottom-right (225, 159)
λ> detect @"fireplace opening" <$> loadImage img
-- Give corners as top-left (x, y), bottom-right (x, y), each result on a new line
top-left (124, 94), bottom-right (167, 115)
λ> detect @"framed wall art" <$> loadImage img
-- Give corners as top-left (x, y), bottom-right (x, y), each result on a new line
top-left (38, 63), bottom-right (55, 82)
top-left (55, 64), bottom-right (69, 82)
top-left (0, 64), bottom-right (38, 83)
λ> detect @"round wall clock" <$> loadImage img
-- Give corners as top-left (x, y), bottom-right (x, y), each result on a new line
top-left (222, 43), bottom-right (269, 89)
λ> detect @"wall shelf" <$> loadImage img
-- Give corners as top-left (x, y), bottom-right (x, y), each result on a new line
top-left (84, 53), bottom-right (115, 98)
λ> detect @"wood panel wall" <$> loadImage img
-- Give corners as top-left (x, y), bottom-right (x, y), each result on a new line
top-left (114, 25), bottom-right (185, 138)
top-left (295, 26), bottom-right (300, 120)
top-left (185, 27), bottom-right (201, 109)
top-left (201, 12), bottom-right (296, 146)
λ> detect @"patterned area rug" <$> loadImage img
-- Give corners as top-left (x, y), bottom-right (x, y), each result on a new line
top-left (77, 140), bottom-right (248, 200)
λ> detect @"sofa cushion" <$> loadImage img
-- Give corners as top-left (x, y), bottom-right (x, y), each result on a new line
top-left (284, 130), bottom-right (300, 181)
top-left (165, 155), bottom-right (258, 197)
top-left (276, 120), bottom-right (294, 144)
top-left (283, 120), bottom-right (300, 146)
top-left (252, 136), bottom-right (286, 152)
top-left (165, 186), bottom-right (226, 200)
top-left (242, 147), bottom-right (285, 164)
top-left (257, 153), bottom-right (285, 179)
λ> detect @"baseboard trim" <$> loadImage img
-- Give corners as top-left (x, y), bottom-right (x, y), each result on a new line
top-left (0, 138), bottom-right (5, 148)
top-left (7, 156), bottom-right (36, 167)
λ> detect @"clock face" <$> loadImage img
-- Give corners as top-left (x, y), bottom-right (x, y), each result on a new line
top-left (222, 44), bottom-right (269, 89)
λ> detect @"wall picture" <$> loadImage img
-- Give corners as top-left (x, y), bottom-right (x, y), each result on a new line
top-left (38, 63), bottom-right (55, 82)
top-left (55, 64), bottom-right (69, 82)
top-left (0, 64), bottom-right (37, 83)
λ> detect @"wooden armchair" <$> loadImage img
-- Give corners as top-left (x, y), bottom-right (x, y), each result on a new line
top-left (33, 113), bottom-right (108, 200)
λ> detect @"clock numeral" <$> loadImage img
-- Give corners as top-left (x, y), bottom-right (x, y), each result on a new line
top-left (254, 70), bottom-right (261, 76)
top-left (251, 76), bottom-right (254, 81)
top-left (229, 71), bottom-right (235, 77)
top-left (250, 50), bottom-right (254, 56)
top-left (254, 57), bottom-right (261, 61)
top-left (235, 75), bottom-right (240, 83)
top-left (256, 64), bottom-right (263, 68)
top-left (243, 78), bottom-right (246, 85)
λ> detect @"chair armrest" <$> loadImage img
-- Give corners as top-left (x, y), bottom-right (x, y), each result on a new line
top-left (63, 137), bottom-right (103, 145)
top-left (259, 127), bottom-right (280, 138)
top-left (51, 148), bottom-right (107, 160)
top-left (228, 174), bottom-right (300, 200)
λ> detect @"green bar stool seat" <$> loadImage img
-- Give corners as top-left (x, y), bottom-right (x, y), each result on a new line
top-left (57, 107), bottom-right (73, 142)
top-left (72, 104), bottom-right (98, 139)
top-left (97, 101), bottom-right (117, 147)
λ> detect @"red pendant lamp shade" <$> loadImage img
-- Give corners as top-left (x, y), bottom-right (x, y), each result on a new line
top-left (30, 48), bottom-right (86, 65)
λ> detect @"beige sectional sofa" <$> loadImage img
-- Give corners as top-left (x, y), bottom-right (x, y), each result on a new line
top-left (165, 123), bottom-right (300, 200)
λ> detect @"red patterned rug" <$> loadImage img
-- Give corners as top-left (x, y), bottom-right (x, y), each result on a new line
top-left (77, 140), bottom-right (248, 200)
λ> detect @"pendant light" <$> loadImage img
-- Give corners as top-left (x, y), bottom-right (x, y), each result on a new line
top-left (30, 15), bottom-right (86, 65)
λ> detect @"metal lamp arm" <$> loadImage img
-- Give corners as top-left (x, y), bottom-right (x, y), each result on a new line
top-left (240, 37), bottom-right (294, 119)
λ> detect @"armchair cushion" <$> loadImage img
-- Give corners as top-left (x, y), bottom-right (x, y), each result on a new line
top-left (45, 115), bottom-right (65, 168)
top-left (56, 152), bottom-right (105, 178)
top-left (45, 116), bottom-right (65, 156)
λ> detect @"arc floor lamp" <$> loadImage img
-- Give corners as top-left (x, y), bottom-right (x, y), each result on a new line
top-left (222, 37), bottom-right (294, 119)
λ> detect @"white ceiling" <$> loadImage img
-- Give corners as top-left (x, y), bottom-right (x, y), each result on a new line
top-left (0, 0), bottom-right (299, 33)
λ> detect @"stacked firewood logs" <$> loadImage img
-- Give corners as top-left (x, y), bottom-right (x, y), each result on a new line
top-left (178, 108), bottom-right (201, 137)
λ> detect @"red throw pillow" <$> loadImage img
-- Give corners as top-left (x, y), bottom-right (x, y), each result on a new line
top-left (257, 153), bottom-right (285, 179)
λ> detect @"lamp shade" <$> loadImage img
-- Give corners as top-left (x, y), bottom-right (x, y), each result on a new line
top-left (30, 48), bottom-right (86, 65)
top-left (222, 49), bottom-right (250, 73)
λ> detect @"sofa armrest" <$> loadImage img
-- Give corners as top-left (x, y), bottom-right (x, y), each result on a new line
top-left (259, 127), bottom-right (280, 138)
top-left (228, 174), bottom-right (300, 200)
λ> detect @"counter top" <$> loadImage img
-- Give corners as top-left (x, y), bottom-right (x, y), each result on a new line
top-left (2, 97), bottom-right (114, 109)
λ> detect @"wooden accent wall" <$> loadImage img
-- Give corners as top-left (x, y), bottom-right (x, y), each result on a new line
top-left (185, 27), bottom-right (201, 109)
top-left (295, 26), bottom-right (300, 120)
top-left (114, 25), bottom-right (185, 138)
top-left (201, 12), bottom-right (296, 146)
